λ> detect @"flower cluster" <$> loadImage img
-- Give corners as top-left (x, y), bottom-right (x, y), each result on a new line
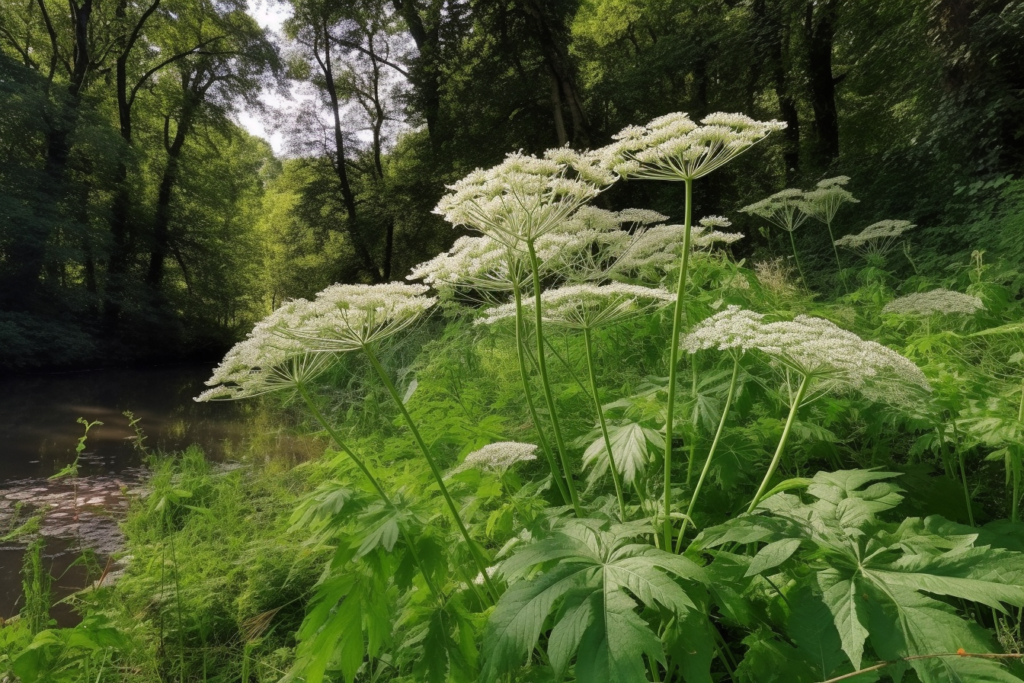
top-left (408, 235), bottom-right (526, 298)
top-left (293, 283), bottom-right (437, 352)
top-left (834, 219), bottom-right (915, 257)
top-left (598, 112), bottom-right (786, 181)
top-left (803, 176), bottom-right (859, 226)
top-left (433, 151), bottom-right (616, 247)
top-left (882, 289), bottom-right (985, 316)
top-left (610, 216), bottom-right (743, 274)
top-left (449, 442), bottom-right (539, 476)
top-left (195, 299), bottom-right (335, 402)
top-left (477, 283), bottom-right (674, 329)
top-left (683, 306), bottom-right (931, 406)
top-left (740, 188), bottom-right (810, 233)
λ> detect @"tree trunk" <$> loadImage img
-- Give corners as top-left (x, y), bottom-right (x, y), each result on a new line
top-left (391, 0), bottom-right (442, 144)
top-left (148, 107), bottom-right (192, 291)
top-left (520, 0), bottom-right (591, 146)
top-left (316, 20), bottom-right (382, 282)
top-left (806, 0), bottom-right (841, 165)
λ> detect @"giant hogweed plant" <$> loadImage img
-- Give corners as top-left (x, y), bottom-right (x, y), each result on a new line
top-left (190, 112), bottom-right (1024, 683)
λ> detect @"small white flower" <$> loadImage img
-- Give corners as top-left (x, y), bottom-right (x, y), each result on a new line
top-left (476, 283), bottom-right (674, 330)
top-left (834, 220), bottom-right (916, 258)
top-left (433, 150), bottom-right (614, 247)
top-left (740, 188), bottom-right (810, 233)
top-left (683, 306), bottom-right (931, 407)
top-left (292, 283), bottom-right (436, 352)
top-left (882, 289), bottom-right (985, 316)
top-left (595, 112), bottom-right (786, 181)
top-left (803, 178), bottom-right (859, 226)
top-left (449, 442), bottom-right (539, 476)
top-left (195, 299), bottom-right (336, 401)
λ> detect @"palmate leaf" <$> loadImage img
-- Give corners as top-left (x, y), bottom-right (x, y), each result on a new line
top-left (481, 520), bottom-right (708, 683)
top-left (582, 422), bottom-right (661, 486)
top-left (292, 549), bottom-right (393, 683)
top-left (713, 469), bottom-right (1024, 683)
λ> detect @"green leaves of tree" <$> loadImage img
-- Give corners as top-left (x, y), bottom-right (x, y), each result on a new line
top-left (481, 520), bottom-right (708, 683)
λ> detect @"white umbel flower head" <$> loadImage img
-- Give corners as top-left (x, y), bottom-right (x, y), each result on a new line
top-left (408, 235), bottom-right (528, 298)
top-left (292, 283), bottom-right (436, 352)
top-left (681, 305), bottom-right (766, 353)
top-left (598, 112), bottom-right (786, 180)
top-left (683, 307), bottom-right (931, 407)
top-left (803, 177), bottom-right (859, 225)
top-left (477, 283), bottom-right (675, 329)
top-left (692, 215), bottom-right (744, 248)
top-left (740, 188), bottom-right (810, 232)
top-left (433, 150), bottom-right (615, 248)
top-left (882, 289), bottom-right (985, 316)
top-left (449, 442), bottom-right (539, 476)
top-left (834, 220), bottom-right (916, 258)
top-left (195, 299), bottom-right (336, 402)
top-left (610, 217), bottom-right (743, 275)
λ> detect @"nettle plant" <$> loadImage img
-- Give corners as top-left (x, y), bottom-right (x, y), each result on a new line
top-left (198, 112), bottom-right (1024, 683)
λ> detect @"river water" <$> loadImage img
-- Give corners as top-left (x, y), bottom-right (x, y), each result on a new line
top-left (0, 364), bottom-right (251, 625)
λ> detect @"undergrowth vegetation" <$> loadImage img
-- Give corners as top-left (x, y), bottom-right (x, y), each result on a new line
top-left (5, 112), bottom-right (1024, 682)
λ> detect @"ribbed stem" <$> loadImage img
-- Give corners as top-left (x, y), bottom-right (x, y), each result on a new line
top-left (676, 356), bottom-right (740, 551)
top-left (583, 327), bottom-right (627, 520)
top-left (664, 177), bottom-right (693, 548)
top-left (362, 346), bottom-right (498, 600)
top-left (526, 239), bottom-right (583, 516)
top-left (788, 229), bottom-right (807, 285)
top-left (748, 374), bottom-right (810, 512)
top-left (297, 384), bottom-right (440, 598)
top-left (950, 420), bottom-right (974, 527)
top-left (512, 282), bottom-right (571, 505)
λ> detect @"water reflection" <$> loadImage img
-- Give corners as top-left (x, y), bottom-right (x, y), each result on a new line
top-left (0, 364), bottom-right (252, 624)
top-left (0, 364), bottom-right (247, 480)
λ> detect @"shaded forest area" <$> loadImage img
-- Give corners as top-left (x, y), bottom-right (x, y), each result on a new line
top-left (1, 0), bottom-right (1022, 370)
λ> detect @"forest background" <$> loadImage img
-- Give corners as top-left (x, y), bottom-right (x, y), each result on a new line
top-left (1, 0), bottom-right (1023, 370)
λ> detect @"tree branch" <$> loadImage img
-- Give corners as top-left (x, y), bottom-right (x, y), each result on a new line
top-left (127, 35), bottom-right (225, 110)
top-left (330, 35), bottom-right (410, 77)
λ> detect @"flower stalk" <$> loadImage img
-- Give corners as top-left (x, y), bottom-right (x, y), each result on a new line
top-left (362, 345), bottom-right (499, 600)
top-left (583, 327), bottom-right (627, 520)
top-left (512, 282), bottom-right (571, 506)
top-left (676, 356), bottom-right (740, 551)
top-left (525, 239), bottom-right (583, 517)
top-left (748, 373), bottom-right (811, 512)
top-left (664, 177), bottom-right (693, 548)
top-left (296, 383), bottom-right (441, 599)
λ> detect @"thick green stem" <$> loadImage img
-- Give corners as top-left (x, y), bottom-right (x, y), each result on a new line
top-left (950, 420), bottom-right (975, 527)
top-left (686, 357), bottom-right (699, 486)
top-left (748, 374), bottom-right (811, 512)
top-left (583, 327), bottom-right (627, 520)
top-left (676, 357), bottom-right (740, 552)
top-left (788, 229), bottom-right (807, 285)
top-left (664, 177), bottom-right (694, 548)
top-left (512, 283), bottom-right (571, 505)
top-left (298, 385), bottom-right (440, 599)
top-left (362, 346), bottom-right (498, 600)
top-left (526, 239), bottom-right (583, 516)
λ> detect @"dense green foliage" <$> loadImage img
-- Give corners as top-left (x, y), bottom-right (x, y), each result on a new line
top-left (3, 0), bottom-right (1023, 367)
top-left (3, 0), bottom-right (1024, 680)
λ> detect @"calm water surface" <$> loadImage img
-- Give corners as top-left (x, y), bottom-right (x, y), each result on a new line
top-left (0, 364), bottom-right (250, 624)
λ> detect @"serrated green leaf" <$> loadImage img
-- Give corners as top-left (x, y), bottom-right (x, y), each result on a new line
top-left (745, 538), bottom-right (801, 577)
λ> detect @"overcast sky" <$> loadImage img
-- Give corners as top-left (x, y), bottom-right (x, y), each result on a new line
top-left (238, 0), bottom-right (292, 154)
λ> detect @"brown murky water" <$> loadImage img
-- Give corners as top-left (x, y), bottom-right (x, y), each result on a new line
top-left (0, 364), bottom-right (249, 624)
